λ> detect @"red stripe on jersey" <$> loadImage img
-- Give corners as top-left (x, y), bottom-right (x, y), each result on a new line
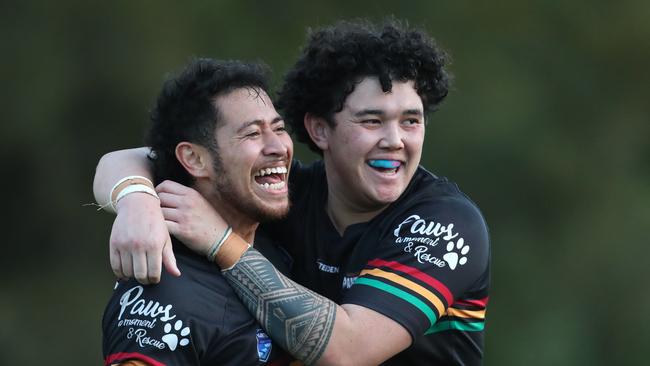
top-left (367, 258), bottom-right (453, 305)
top-left (105, 352), bottom-right (166, 366)
top-left (454, 297), bottom-right (489, 308)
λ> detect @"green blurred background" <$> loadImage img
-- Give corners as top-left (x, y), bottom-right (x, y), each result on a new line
top-left (2, 1), bottom-right (648, 364)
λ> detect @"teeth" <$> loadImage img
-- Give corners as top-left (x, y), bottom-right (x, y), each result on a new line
top-left (259, 181), bottom-right (286, 190)
top-left (254, 166), bottom-right (288, 177)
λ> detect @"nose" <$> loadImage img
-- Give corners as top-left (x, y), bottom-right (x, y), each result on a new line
top-left (378, 122), bottom-right (404, 150)
top-left (262, 129), bottom-right (290, 157)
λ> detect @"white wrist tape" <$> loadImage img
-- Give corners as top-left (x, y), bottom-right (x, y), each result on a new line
top-left (112, 175), bottom-right (154, 192)
top-left (113, 184), bottom-right (159, 211)
top-left (109, 175), bottom-right (155, 212)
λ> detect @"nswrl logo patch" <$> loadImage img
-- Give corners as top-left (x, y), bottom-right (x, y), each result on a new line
top-left (256, 329), bottom-right (272, 362)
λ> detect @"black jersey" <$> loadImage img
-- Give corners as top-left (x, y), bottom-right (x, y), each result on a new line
top-left (102, 239), bottom-right (292, 366)
top-left (260, 160), bottom-right (490, 366)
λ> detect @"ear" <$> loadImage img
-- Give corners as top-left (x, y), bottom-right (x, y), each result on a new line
top-left (175, 142), bottom-right (211, 179)
top-left (304, 113), bottom-right (330, 151)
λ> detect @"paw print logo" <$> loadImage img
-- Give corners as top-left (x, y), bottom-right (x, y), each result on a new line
top-left (443, 238), bottom-right (470, 270)
top-left (161, 320), bottom-right (190, 351)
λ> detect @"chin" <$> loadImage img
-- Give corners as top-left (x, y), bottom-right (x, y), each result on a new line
top-left (375, 185), bottom-right (406, 200)
top-left (257, 202), bottom-right (290, 222)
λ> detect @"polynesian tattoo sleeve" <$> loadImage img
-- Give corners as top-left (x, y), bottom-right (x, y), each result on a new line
top-left (222, 248), bottom-right (337, 365)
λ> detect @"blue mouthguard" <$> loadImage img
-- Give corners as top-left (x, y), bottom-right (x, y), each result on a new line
top-left (368, 159), bottom-right (400, 169)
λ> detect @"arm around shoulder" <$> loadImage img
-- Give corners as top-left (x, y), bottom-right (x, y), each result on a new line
top-left (215, 237), bottom-right (413, 366)
top-left (93, 147), bottom-right (178, 283)
top-left (93, 147), bottom-right (154, 211)
top-left (316, 303), bottom-right (412, 366)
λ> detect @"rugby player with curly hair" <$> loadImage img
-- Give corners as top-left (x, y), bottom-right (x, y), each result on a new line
top-left (95, 19), bottom-right (490, 365)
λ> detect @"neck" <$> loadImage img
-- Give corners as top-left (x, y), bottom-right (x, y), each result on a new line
top-left (325, 188), bottom-right (385, 235)
top-left (217, 206), bottom-right (259, 243)
top-left (322, 162), bottom-right (387, 235)
top-left (194, 181), bottom-right (259, 243)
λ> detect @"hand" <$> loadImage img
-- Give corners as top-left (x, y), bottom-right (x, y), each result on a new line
top-left (157, 180), bottom-right (229, 257)
top-left (110, 193), bottom-right (180, 284)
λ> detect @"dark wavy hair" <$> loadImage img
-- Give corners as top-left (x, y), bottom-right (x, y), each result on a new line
top-left (277, 19), bottom-right (451, 153)
top-left (146, 58), bottom-right (270, 185)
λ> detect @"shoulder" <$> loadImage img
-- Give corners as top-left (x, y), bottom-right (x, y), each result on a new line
top-left (101, 256), bottom-right (235, 360)
top-left (102, 266), bottom-right (233, 334)
top-left (146, 250), bottom-right (235, 308)
top-left (391, 167), bottom-right (487, 233)
top-left (377, 168), bottom-right (490, 279)
top-left (102, 259), bottom-right (272, 364)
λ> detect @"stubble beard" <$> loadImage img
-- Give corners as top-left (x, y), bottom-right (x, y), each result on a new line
top-left (211, 152), bottom-right (289, 223)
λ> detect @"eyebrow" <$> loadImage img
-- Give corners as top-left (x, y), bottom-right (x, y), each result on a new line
top-left (353, 108), bottom-right (423, 117)
top-left (236, 116), bottom-right (284, 133)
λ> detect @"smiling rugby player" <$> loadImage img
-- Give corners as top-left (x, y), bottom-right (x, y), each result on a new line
top-left (100, 59), bottom-right (293, 366)
top-left (95, 19), bottom-right (491, 366)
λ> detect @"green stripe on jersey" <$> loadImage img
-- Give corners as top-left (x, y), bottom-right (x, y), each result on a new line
top-left (425, 319), bottom-right (485, 335)
top-left (355, 277), bottom-right (437, 326)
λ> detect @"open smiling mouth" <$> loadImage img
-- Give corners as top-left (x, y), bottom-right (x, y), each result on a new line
top-left (367, 159), bottom-right (402, 174)
top-left (253, 166), bottom-right (288, 191)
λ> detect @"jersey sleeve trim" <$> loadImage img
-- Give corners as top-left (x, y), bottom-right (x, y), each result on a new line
top-left (358, 269), bottom-right (445, 319)
top-left (445, 307), bottom-right (486, 320)
top-left (427, 297), bottom-right (488, 335)
top-left (355, 277), bottom-right (438, 326)
top-left (351, 258), bottom-right (456, 333)
top-left (454, 296), bottom-right (489, 308)
top-left (366, 259), bottom-right (453, 304)
top-left (104, 352), bottom-right (166, 366)
top-left (368, 258), bottom-right (454, 304)
top-left (425, 319), bottom-right (485, 334)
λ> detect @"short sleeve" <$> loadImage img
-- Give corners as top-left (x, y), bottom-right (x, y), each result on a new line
top-left (342, 195), bottom-right (489, 340)
top-left (102, 278), bottom-right (204, 365)
top-left (102, 250), bottom-right (290, 366)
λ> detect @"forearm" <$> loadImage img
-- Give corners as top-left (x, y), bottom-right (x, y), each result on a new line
top-left (214, 235), bottom-right (410, 365)
top-left (93, 147), bottom-right (153, 210)
top-left (221, 244), bottom-right (337, 365)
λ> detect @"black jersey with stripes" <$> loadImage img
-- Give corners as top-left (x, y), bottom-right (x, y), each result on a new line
top-left (259, 160), bottom-right (491, 366)
top-left (102, 238), bottom-right (292, 366)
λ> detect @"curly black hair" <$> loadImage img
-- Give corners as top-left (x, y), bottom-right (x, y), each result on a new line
top-left (277, 19), bottom-right (451, 153)
top-left (146, 58), bottom-right (270, 185)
